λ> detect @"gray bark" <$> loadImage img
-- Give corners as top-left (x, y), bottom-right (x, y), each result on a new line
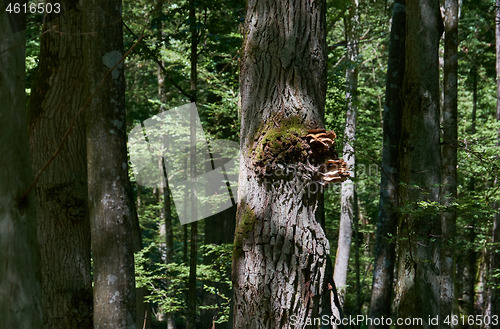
top-left (28, 1), bottom-right (92, 328)
top-left (334, 0), bottom-right (359, 308)
top-left (83, 0), bottom-right (137, 327)
top-left (232, 0), bottom-right (338, 328)
top-left (395, 0), bottom-right (443, 327)
top-left (0, 9), bottom-right (43, 328)
top-left (369, 2), bottom-right (405, 326)
top-left (441, 0), bottom-right (458, 325)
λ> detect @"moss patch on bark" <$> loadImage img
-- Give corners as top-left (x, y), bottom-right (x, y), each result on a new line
top-left (233, 201), bottom-right (257, 260)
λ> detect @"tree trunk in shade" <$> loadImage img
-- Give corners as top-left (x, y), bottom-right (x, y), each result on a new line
top-left (0, 9), bottom-right (43, 329)
top-left (395, 0), bottom-right (443, 327)
top-left (28, 1), bottom-right (92, 328)
top-left (369, 2), bottom-right (405, 326)
top-left (83, 0), bottom-right (137, 327)
top-left (441, 0), bottom-right (458, 324)
top-left (488, 0), bottom-right (500, 324)
top-left (186, 0), bottom-right (199, 328)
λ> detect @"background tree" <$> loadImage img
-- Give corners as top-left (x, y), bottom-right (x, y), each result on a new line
top-left (489, 0), bottom-right (500, 322)
top-left (441, 0), bottom-right (459, 321)
top-left (334, 0), bottom-right (359, 309)
top-left (186, 1), bottom-right (199, 328)
top-left (83, 0), bottom-right (137, 327)
top-left (395, 0), bottom-right (443, 326)
top-left (0, 7), bottom-right (43, 328)
top-left (369, 1), bottom-right (405, 325)
top-left (28, 1), bottom-right (92, 328)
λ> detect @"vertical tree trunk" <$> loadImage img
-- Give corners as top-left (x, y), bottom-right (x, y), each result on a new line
top-left (28, 2), bottom-right (92, 328)
top-left (155, 2), bottom-right (175, 327)
top-left (83, 0), bottom-right (137, 327)
top-left (334, 0), bottom-right (359, 308)
top-left (441, 0), bottom-right (458, 325)
top-left (395, 0), bottom-right (443, 327)
top-left (489, 0), bottom-right (500, 323)
top-left (232, 0), bottom-right (340, 327)
top-left (187, 1), bottom-right (199, 328)
top-left (369, 2), bottom-right (405, 326)
top-left (461, 67), bottom-right (478, 321)
top-left (0, 9), bottom-right (43, 328)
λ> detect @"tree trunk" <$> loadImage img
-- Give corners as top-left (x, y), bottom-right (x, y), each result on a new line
top-left (369, 2), bottom-right (405, 326)
top-left (0, 9), bottom-right (43, 328)
top-left (395, 0), bottom-right (443, 327)
top-left (186, 1), bottom-right (199, 328)
top-left (232, 0), bottom-right (341, 327)
top-left (489, 0), bottom-right (500, 323)
top-left (334, 0), bottom-right (359, 309)
top-left (441, 0), bottom-right (458, 325)
top-left (28, 2), bottom-right (92, 328)
top-left (83, 0), bottom-right (137, 327)
top-left (460, 66), bottom-right (478, 321)
top-left (155, 2), bottom-right (175, 327)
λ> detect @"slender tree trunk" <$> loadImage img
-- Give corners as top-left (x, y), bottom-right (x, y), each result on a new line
top-left (83, 0), bottom-right (137, 327)
top-left (461, 67), bottom-right (478, 322)
top-left (0, 9), bottom-right (43, 328)
top-left (441, 0), bottom-right (458, 325)
top-left (353, 197), bottom-right (361, 316)
top-left (395, 1), bottom-right (443, 327)
top-left (369, 2), bottom-right (405, 326)
top-left (334, 0), bottom-right (359, 309)
top-left (488, 0), bottom-right (500, 323)
top-left (232, 0), bottom-right (342, 327)
top-left (155, 2), bottom-right (175, 328)
top-left (28, 2), bottom-right (92, 328)
top-left (186, 1), bottom-right (199, 328)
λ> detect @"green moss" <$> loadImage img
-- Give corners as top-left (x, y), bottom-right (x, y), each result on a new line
top-left (252, 115), bottom-right (308, 163)
top-left (233, 201), bottom-right (257, 260)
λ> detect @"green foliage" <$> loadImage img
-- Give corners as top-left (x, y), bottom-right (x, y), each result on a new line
top-left (135, 244), bottom-right (186, 314)
top-left (135, 242), bottom-right (233, 323)
top-left (198, 244), bottom-right (233, 324)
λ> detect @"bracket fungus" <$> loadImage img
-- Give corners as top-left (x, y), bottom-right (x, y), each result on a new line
top-left (252, 123), bottom-right (350, 185)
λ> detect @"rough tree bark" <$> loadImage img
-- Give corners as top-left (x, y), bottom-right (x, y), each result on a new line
top-left (395, 0), bottom-right (443, 327)
top-left (83, 0), bottom-right (137, 327)
top-left (334, 0), bottom-right (359, 308)
top-left (232, 0), bottom-right (344, 327)
top-left (0, 8), bottom-right (43, 328)
top-left (28, 1), bottom-right (92, 328)
top-left (441, 0), bottom-right (458, 324)
top-left (369, 1), bottom-right (405, 326)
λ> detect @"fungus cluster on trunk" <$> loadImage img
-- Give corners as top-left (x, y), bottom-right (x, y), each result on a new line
top-left (252, 120), bottom-right (350, 185)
